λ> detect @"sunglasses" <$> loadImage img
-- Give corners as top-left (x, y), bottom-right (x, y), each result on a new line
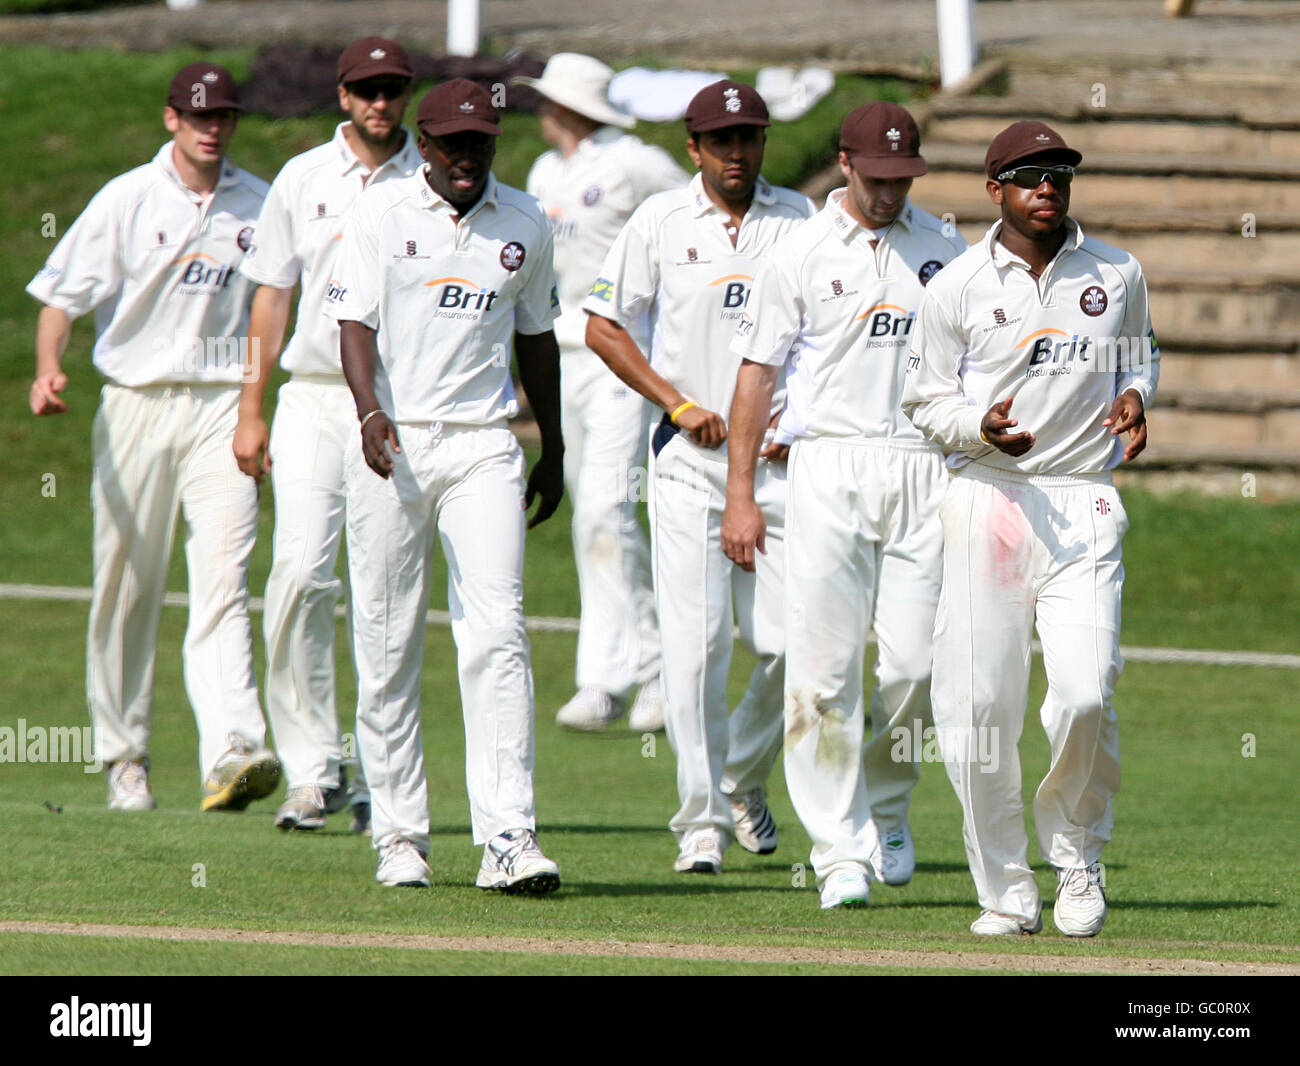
top-left (346, 77), bottom-right (412, 101)
top-left (996, 164), bottom-right (1075, 188)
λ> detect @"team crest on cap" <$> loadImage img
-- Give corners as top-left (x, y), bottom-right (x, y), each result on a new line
top-left (236, 226), bottom-right (254, 252)
top-left (500, 241), bottom-right (526, 271)
top-left (202, 71), bottom-right (218, 83)
top-left (1080, 285), bottom-right (1108, 316)
top-left (370, 48), bottom-right (387, 60)
top-left (1035, 133), bottom-right (1051, 143)
top-left (918, 260), bottom-right (943, 286)
top-left (460, 101), bottom-right (475, 113)
top-left (583, 185), bottom-right (602, 206)
top-left (724, 87), bottom-right (741, 113)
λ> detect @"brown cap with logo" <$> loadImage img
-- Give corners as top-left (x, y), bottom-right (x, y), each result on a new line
top-left (167, 62), bottom-right (245, 114)
top-left (985, 121), bottom-right (1082, 179)
top-left (684, 80), bottom-right (770, 134)
top-left (839, 102), bottom-right (926, 178)
top-left (417, 78), bottom-right (502, 137)
top-left (337, 36), bottom-right (414, 84)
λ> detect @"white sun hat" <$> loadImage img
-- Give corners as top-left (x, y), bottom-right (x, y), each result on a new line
top-left (513, 52), bottom-right (636, 130)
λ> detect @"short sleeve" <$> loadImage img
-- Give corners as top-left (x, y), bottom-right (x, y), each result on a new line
top-left (239, 171), bottom-right (300, 288)
top-left (26, 182), bottom-right (126, 319)
top-left (730, 253), bottom-right (802, 367)
top-left (322, 202), bottom-right (381, 329)
top-left (513, 217), bottom-right (560, 336)
top-left (582, 206), bottom-right (659, 326)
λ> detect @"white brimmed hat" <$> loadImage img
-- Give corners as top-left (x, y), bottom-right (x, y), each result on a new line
top-left (513, 53), bottom-right (635, 130)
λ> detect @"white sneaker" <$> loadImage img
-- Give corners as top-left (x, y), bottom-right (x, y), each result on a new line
top-left (476, 828), bottom-right (561, 894)
top-left (201, 734), bottom-right (281, 812)
top-left (275, 785), bottom-right (327, 831)
top-left (556, 687), bottom-right (627, 731)
top-left (820, 868), bottom-right (871, 910)
top-left (375, 839), bottom-right (431, 887)
top-left (627, 677), bottom-right (665, 732)
top-left (1053, 863), bottom-right (1107, 937)
top-left (971, 906), bottom-right (1043, 936)
top-left (107, 759), bottom-right (157, 811)
top-left (869, 821), bottom-right (915, 886)
top-left (729, 787), bottom-right (778, 854)
top-left (673, 827), bottom-right (726, 874)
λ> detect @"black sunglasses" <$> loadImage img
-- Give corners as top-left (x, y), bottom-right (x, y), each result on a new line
top-left (345, 77), bottom-right (412, 101)
top-left (996, 164), bottom-right (1075, 188)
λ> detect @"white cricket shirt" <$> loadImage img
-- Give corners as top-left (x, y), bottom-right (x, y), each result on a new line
top-left (527, 126), bottom-right (687, 353)
top-left (902, 218), bottom-right (1161, 475)
top-left (731, 190), bottom-right (966, 443)
top-left (582, 172), bottom-right (814, 423)
top-left (323, 170), bottom-right (558, 425)
top-left (27, 143), bottom-right (268, 386)
top-left (240, 123), bottom-right (424, 377)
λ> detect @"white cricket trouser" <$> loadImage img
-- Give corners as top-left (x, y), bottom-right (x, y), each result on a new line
top-left (649, 427), bottom-right (786, 842)
top-left (263, 376), bottom-right (367, 797)
top-left (87, 384), bottom-right (265, 779)
top-left (782, 438), bottom-right (945, 884)
top-left (933, 465), bottom-right (1126, 923)
top-left (345, 422), bottom-right (536, 853)
top-left (560, 346), bottom-right (659, 698)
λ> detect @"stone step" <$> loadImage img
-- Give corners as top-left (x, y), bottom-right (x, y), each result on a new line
top-left (1137, 443), bottom-right (1300, 469)
top-left (921, 143), bottom-right (1300, 183)
top-left (1153, 388), bottom-right (1300, 414)
top-left (926, 114), bottom-right (1300, 160)
top-left (1143, 281), bottom-right (1300, 333)
top-left (929, 96), bottom-right (1300, 132)
top-left (1160, 352), bottom-right (1300, 395)
top-left (1149, 407), bottom-right (1300, 455)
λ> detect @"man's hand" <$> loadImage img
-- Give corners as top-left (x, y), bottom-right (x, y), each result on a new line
top-left (360, 410), bottom-right (401, 478)
top-left (1104, 388), bottom-right (1148, 463)
top-left (525, 449), bottom-right (564, 528)
top-left (722, 495), bottom-right (767, 572)
top-left (30, 371), bottom-right (68, 416)
top-left (233, 413), bottom-right (271, 481)
top-left (675, 404), bottom-right (727, 449)
top-left (980, 396), bottom-right (1035, 456)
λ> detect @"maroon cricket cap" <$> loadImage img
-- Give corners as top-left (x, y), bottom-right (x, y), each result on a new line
top-left (166, 62), bottom-right (245, 114)
top-left (839, 102), bottom-right (926, 178)
top-left (337, 36), bottom-right (414, 84)
top-left (684, 80), bottom-right (770, 134)
top-left (985, 121), bottom-right (1082, 179)
top-left (416, 79), bottom-right (502, 137)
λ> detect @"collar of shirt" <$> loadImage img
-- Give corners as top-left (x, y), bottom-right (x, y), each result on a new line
top-left (688, 170), bottom-right (776, 219)
top-left (153, 142), bottom-right (239, 202)
top-left (413, 167), bottom-right (500, 219)
top-left (825, 188), bottom-right (917, 244)
top-left (985, 215), bottom-right (1085, 270)
top-left (332, 122), bottom-right (421, 180)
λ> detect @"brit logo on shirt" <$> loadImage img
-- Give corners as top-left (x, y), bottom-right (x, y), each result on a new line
top-left (1096, 498), bottom-right (1111, 516)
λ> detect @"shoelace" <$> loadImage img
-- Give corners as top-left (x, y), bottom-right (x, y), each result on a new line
top-left (734, 790), bottom-right (766, 818)
top-left (1062, 866), bottom-right (1103, 897)
top-left (116, 762), bottom-right (148, 792)
top-left (490, 831), bottom-right (536, 871)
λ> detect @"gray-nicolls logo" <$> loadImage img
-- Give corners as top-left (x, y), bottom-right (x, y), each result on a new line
top-left (50, 998), bottom-right (151, 1046)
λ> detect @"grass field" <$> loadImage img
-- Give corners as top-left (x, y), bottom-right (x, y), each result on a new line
top-left (1, 43), bottom-right (1298, 979)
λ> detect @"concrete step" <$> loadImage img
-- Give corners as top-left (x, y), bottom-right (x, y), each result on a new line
top-left (1150, 407), bottom-right (1300, 456)
top-left (1138, 443), bottom-right (1300, 469)
top-left (1160, 352), bottom-right (1300, 395)
top-left (1144, 280), bottom-right (1300, 333)
top-left (1153, 388), bottom-right (1300, 414)
top-left (921, 143), bottom-right (1300, 183)
top-left (930, 96), bottom-right (1300, 132)
top-left (926, 114), bottom-right (1300, 160)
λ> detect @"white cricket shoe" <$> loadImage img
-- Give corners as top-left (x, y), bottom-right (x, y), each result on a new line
top-left (627, 677), bottom-right (665, 732)
top-left (107, 759), bottom-right (157, 811)
top-left (673, 827), bottom-right (726, 874)
top-left (275, 785), bottom-right (327, 831)
top-left (970, 906), bottom-right (1042, 936)
top-left (476, 828), bottom-right (561, 894)
top-left (729, 787), bottom-right (779, 854)
top-left (555, 687), bottom-right (627, 731)
top-left (820, 868), bottom-right (871, 910)
top-left (869, 821), bottom-right (915, 886)
top-left (375, 839), bottom-right (431, 887)
top-left (1053, 863), bottom-right (1107, 937)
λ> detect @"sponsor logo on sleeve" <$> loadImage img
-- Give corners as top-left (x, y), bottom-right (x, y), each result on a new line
top-left (550, 285), bottom-right (560, 311)
top-left (589, 278), bottom-right (614, 302)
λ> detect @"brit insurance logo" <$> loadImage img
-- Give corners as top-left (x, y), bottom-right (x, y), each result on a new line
top-left (425, 275), bottom-right (500, 319)
top-left (856, 302), bottom-right (915, 345)
top-left (175, 252), bottom-right (237, 292)
top-left (708, 273), bottom-right (753, 320)
top-left (1015, 326), bottom-right (1156, 378)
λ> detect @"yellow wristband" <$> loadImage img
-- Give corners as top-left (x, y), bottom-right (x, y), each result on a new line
top-left (979, 426), bottom-right (992, 444)
top-left (670, 400), bottom-right (697, 425)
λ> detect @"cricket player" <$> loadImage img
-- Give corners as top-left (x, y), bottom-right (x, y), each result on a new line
top-left (517, 53), bottom-right (688, 733)
top-left (27, 62), bottom-right (280, 812)
top-left (902, 121), bottom-right (1158, 936)
top-left (325, 79), bottom-right (565, 893)
top-left (723, 102), bottom-right (965, 909)
top-left (234, 37), bottom-right (424, 834)
top-left (584, 81), bottom-right (814, 874)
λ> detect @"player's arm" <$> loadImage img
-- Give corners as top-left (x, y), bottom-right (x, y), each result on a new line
top-left (585, 312), bottom-right (726, 447)
top-left (31, 305), bottom-right (73, 416)
top-left (722, 359), bottom-right (780, 571)
top-left (233, 284), bottom-right (293, 481)
top-left (339, 320), bottom-right (399, 478)
top-left (1105, 266), bottom-right (1160, 463)
top-left (515, 329), bottom-right (565, 528)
